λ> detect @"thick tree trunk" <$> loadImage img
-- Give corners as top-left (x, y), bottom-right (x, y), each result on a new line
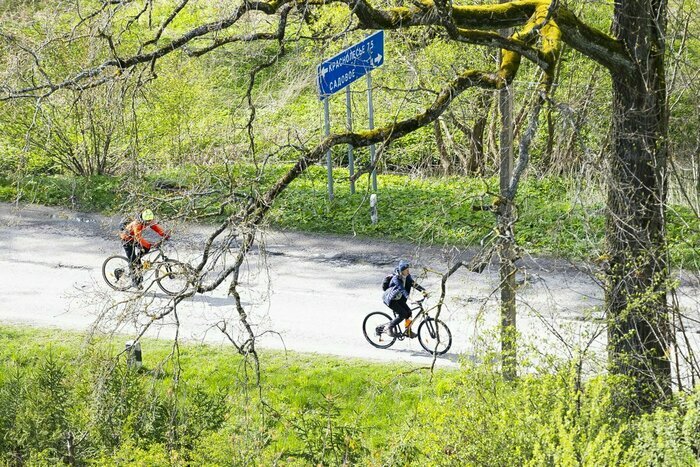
top-left (607, 0), bottom-right (671, 409)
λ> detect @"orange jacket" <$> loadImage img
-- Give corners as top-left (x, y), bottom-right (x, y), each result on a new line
top-left (119, 220), bottom-right (167, 249)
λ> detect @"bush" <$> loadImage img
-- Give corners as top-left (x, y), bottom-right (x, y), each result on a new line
top-left (0, 148), bottom-right (60, 178)
top-left (623, 391), bottom-right (700, 466)
top-left (419, 363), bottom-right (700, 466)
top-left (0, 185), bottom-right (17, 201)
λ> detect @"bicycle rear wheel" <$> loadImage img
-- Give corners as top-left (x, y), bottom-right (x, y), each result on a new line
top-left (362, 311), bottom-right (396, 349)
top-left (102, 255), bottom-right (133, 291)
top-left (417, 318), bottom-right (452, 355)
top-left (155, 260), bottom-right (191, 296)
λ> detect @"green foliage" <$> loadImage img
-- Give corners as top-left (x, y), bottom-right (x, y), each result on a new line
top-left (286, 396), bottom-right (367, 465)
top-left (667, 205), bottom-right (700, 268)
top-left (419, 362), bottom-right (699, 467)
top-left (0, 351), bottom-right (74, 463)
top-left (0, 326), bottom-right (699, 464)
top-left (7, 175), bottom-right (122, 211)
top-left (623, 397), bottom-right (700, 466)
top-left (0, 146), bottom-right (59, 178)
top-left (0, 185), bottom-right (17, 201)
top-left (0, 362), bottom-right (26, 462)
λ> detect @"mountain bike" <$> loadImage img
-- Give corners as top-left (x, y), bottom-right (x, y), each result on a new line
top-left (362, 297), bottom-right (452, 355)
top-left (102, 242), bottom-right (193, 296)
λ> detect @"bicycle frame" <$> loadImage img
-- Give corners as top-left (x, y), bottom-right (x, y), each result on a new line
top-left (137, 243), bottom-right (176, 270)
top-left (138, 247), bottom-right (165, 270)
top-left (392, 298), bottom-right (438, 337)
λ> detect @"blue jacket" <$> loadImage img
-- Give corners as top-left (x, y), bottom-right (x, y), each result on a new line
top-left (382, 268), bottom-right (424, 306)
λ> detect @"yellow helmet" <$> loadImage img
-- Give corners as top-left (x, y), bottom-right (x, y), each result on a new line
top-left (141, 209), bottom-right (154, 222)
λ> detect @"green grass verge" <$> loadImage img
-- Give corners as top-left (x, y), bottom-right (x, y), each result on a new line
top-left (1, 164), bottom-right (698, 266)
top-left (0, 325), bottom-right (433, 465)
top-left (0, 325), bottom-right (699, 465)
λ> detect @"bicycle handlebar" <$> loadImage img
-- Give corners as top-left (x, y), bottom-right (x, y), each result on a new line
top-left (412, 292), bottom-right (430, 303)
top-left (136, 238), bottom-right (170, 256)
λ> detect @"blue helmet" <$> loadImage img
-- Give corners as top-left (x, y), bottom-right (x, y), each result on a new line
top-left (398, 260), bottom-right (410, 272)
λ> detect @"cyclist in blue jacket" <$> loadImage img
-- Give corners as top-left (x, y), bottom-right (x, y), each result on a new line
top-left (382, 260), bottom-right (427, 337)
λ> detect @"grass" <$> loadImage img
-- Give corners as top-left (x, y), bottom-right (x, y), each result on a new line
top-left (0, 325), bottom-right (444, 465)
top-left (0, 164), bottom-right (698, 266)
top-left (0, 325), bottom-right (699, 465)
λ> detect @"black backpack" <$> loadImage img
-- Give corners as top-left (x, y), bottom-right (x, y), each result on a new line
top-left (382, 274), bottom-right (394, 291)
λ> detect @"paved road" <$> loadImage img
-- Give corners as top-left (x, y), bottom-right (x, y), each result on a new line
top-left (1, 203), bottom-right (698, 369)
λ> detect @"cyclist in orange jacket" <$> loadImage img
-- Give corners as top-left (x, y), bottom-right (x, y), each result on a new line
top-left (119, 209), bottom-right (169, 288)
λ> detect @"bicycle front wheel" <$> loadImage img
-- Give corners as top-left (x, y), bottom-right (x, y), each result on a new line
top-left (102, 255), bottom-right (132, 291)
top-left (155, 260), bottom-right (191, 296)
top-left (417, 318), bottom-right (452, 355)
top-left (362, 311), bottom-right (396, 349)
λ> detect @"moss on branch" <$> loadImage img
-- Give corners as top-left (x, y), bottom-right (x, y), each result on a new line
top-left (452, 0), bottom-right (540, 28)
top-left (554, 8), bottom-right (633, 75)
top-left (347, 0), bottom-right (632, 75)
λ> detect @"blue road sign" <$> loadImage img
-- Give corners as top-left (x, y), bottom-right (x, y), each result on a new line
top-left (317, 30), bottom-right (384, 99)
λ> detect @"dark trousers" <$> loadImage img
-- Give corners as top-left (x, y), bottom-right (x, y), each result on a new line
top-left (388, 299), bottom-right (412, 328)
top-left (122, 241), bottom-right (142, 284)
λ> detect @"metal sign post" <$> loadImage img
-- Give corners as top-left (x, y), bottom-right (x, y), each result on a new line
top-left (346, 86), bottom-right (355, 194)
top-left (317, 31), bottom-right (385, 201)
top-left (370, 193), bottom-right (378, 224)
top-left (324, 97), bottom-right (334, 200)
top-left (367, 72), bottom-right (377, 192)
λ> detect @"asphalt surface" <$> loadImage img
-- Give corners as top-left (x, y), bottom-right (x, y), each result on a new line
top-left (1, 202), bottom-right (698, 370)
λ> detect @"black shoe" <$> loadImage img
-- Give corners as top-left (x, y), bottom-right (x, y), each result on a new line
top-left (386, 326), bottom-right (398, 338)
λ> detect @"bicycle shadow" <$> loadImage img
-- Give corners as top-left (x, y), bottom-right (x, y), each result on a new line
top-left (381, 347), bottom-right (475, 365)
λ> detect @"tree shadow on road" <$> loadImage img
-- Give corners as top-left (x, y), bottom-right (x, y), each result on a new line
top-left (144, 290), bottom-right (235, 308)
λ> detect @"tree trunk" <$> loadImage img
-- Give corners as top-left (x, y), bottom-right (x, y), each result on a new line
top-left (606, 0), bottom-right (671, 409)
top-left (542, 106), bottom-right (555, 171)
top-left (497, 2), bottom-right (517, 381)
top-left (434, 117), bottom-right (452, 175)
top-left (499, 78), bottom-right (517, 382)
top-left (467, 93), bottom-right (491, 176)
